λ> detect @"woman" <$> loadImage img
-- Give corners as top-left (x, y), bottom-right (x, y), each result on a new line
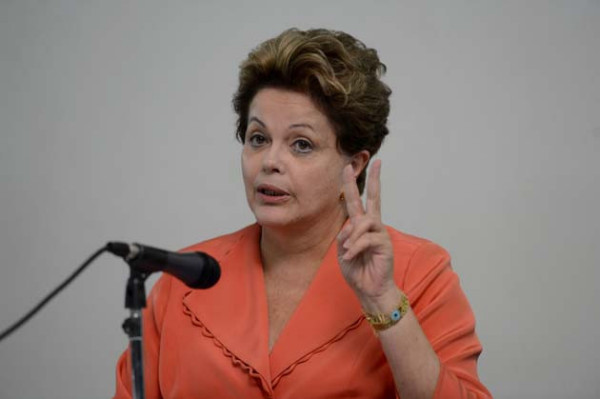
top-left (114, 28), bottom-right (491, 398)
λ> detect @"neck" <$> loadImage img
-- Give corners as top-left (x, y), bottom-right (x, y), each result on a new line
top-left (260, 208), bottom-right (347, 271)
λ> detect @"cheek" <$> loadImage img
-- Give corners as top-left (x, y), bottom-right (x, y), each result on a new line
top-left (241, 156), bottom-right (255, 198)
top-left (302, 164), bottom-right (342, 196)
top-left (241, 156), bottom-right (256, 207)
top-left (241, 152), bottom-right (254, 181)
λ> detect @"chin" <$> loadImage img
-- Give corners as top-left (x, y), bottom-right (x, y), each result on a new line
top-left (253, 214), bottom-right (294, 229)
top-left (251, 207), bottom-right (300, 229)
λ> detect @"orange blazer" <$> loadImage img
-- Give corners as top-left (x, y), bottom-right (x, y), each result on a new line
top-left (114, 224), bottom-right (491, 398)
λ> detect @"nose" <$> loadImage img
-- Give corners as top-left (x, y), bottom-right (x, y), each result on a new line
top-left (262, 143), bottom-right (284, 174)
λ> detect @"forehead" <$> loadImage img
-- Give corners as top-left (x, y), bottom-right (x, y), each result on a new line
top-left (248, 88), bottom-right (329, 123)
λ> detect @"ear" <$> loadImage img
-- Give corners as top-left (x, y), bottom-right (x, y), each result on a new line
top-left (349, 150), bottom-right (370, 179)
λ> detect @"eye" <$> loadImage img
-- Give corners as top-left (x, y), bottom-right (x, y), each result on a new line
top-left (292, 138), bottom-right (313, 154)
top-left (248, 133), bottom-right (267, 147)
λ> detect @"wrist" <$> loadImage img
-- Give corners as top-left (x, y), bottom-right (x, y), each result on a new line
top-left (362, 287), bottom-right (411, 332)
top-left (359, 285), bottom-right (404, 314)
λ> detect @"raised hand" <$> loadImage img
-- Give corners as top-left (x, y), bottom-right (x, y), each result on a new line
top-left (337, 160), bottom-right (399, 308)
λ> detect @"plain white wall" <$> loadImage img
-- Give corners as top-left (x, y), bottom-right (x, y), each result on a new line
top-left (1, 1), bottom-right (598, 398)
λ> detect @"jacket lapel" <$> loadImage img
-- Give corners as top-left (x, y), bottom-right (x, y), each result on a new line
top-left (268, 238), bottom-right (364, 383)
top-left (182, 225), bottom-right (272, 386)
top-left (181, 225), bottom-right (364, 388)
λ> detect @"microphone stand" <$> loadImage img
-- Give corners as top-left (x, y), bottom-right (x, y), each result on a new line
top-left (107, 241), bottom-right (219, 399)
top-left (122, 269), bottom-right (149, 399)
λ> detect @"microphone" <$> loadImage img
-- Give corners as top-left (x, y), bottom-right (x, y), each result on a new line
top-left (107, 242), bottom-right (221, 289)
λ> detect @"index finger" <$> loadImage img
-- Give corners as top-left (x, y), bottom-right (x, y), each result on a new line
top-left (342, 164), bottom-right (365, 218)
top-left (365, 159), bottom-right (382, 218)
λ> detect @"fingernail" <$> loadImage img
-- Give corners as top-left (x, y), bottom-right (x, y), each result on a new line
top-left (343, 240), bottom-right (350, 249)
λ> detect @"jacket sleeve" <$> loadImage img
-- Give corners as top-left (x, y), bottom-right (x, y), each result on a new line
top-left (113, 273), bottom-right (173, 399)
top-left (402, 241), bottom-right (492, 398)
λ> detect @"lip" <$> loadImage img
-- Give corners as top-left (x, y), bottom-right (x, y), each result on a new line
top-left (255, 183), bottom-right (291, 204)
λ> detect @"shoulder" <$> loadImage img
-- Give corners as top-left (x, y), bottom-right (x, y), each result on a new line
top-left (178, 224), bottom-right (259, 262)
top-left (385, 225), bottom-right (450, 262)
top-left (154, 224), bottom-right (259, 296)
top-left (385, 225), bottom-right (453, 295)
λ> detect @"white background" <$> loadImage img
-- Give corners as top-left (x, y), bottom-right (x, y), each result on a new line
top-left (1, 1), bottom-right (599, 398)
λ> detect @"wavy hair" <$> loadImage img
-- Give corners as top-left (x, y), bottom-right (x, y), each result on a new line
top-left (233, 28), bottom-right (391, 193)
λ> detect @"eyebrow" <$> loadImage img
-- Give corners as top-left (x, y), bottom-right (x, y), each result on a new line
top-left (248, 117), bottom-right (315, 132)
top-left (289, 123), bottom-right (315, 132)
top-left (248, 116), bottom-right (266, 127)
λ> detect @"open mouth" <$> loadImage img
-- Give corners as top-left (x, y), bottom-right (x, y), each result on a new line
top-left (257, 184), bottom-right (289, 198)
top-left (258, 188), bottom-right (286, 196)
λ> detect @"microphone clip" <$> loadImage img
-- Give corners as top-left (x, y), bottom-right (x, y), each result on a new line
top-left (124, 269), bottom-right (149, 310)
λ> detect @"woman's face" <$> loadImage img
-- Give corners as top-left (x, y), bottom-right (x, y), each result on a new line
top-left (241, 87), bottom-right (351, 230)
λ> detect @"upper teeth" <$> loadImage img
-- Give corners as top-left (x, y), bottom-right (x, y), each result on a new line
top-left (263, 189), bottom-right (282, 196)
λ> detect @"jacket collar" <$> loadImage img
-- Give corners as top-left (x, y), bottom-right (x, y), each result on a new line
top-left (268, 237), bottom-right (363, 382)
top-left (182, 224), bottom-right (363, 386)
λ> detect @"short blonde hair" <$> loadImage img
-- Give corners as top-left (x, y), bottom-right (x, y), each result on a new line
top-left (233, 28), bottom-right (391, 193)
